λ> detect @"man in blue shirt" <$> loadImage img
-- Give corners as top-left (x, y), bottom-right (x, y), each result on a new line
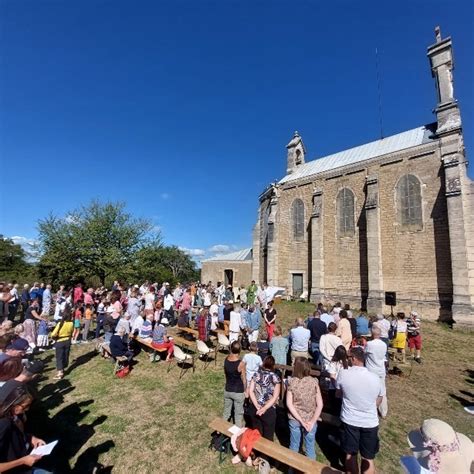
top-left (244, 305), bottom-right (261, 343)
top-left (356, 312), bottom-right (370, 336)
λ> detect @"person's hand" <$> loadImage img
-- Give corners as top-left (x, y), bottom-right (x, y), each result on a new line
top-left (31, 436), bottom-right (46, 448)
top-left (256, 406), bottom-right (267, 416)
top-left (22, 454), bottom-right (42, 467)
top-left (303, 420), bottom-right (315, 432)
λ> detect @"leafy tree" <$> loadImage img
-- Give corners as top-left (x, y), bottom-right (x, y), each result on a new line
top-left (0, 235), bottom-right (34, 281)
top-left (37, 201), bottom-right (156, 286)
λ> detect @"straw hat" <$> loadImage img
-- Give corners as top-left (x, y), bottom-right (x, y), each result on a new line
top-left (407, 419), bottom-right (473, 473)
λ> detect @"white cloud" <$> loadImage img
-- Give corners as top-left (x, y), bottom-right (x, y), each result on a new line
top-left (10, 236), bottom-right (40, 261)
top-left (178, 246), bottom-right (206, 257)
top-left (209, 244), bottom-right (231, 253)
top-left (160, 193), bottom-right (170, 200)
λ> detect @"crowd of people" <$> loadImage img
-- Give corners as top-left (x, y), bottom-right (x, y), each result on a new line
top-left (0, 279), bottom-right (428, 473)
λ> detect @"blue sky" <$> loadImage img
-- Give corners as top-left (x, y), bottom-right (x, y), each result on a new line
top-left (1, 0), bottom-right (473, 264)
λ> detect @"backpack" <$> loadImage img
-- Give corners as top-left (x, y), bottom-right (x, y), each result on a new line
top-left (209, 431), bottom-right (230, 453)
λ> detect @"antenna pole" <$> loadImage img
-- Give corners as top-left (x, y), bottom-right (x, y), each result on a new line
top-left (375, 47), bottom-right (384, 139)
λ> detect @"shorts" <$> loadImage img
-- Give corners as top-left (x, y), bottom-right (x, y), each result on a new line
top-left (341, 423), bottom-right (379, 460)
top-left (407, 334), bottom-right (422, 350)
top-left (74, 320), bottom-right (81, 329)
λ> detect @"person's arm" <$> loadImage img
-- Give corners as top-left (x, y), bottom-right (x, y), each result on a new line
top-left (30, 310), bottom-right (44, 321)
top-left (306, 385), bottom-right (324, 432)
top-left (286, 388), bottom-right (306, 425)
top-left (0, 455), bottom-right (43, 471)
top-left (376, 396), bottom-right (383, 407)
top-left (269, 310), bottom-right (276, 325)
top-left (257, 383), bottom-right (280, 416)
top-left (238, 361), bottom-right (247, 391)
top-left (248, 379), bottom-right (260, 410)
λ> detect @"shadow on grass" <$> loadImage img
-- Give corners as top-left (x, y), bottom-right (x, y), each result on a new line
top-left (449, 369), bottom-right (474, 408)
top-left (64, 349), bottom-right (99, 375)
top-left (30, 398), bottom-right (112, 473)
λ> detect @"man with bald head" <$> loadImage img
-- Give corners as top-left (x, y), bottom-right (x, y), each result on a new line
top-left (289, 317), bottom-right (311, 365)
top-left (365, 326), bottom-right (388, 418)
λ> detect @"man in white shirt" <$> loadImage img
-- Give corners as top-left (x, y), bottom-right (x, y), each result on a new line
top-left (365, 326), bottom-right (388, 418)
top-left (336, 347), bottom-right (384, 474)
top-left (289, 318), bottom-right (311, 364)
top-left (319, 322), bottom-right (343, 370)
top-left (372, 314), bottom-right (390, 346)
top-left (319, 307), bottom-right (334, 327)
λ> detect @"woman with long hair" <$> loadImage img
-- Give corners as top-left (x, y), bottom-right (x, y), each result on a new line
top-left (50, 307), bottom-right (74, 380)
top-left (0, 384), bottom-right (49, 472)
top-left (286, 357), bottom-right (323, 460)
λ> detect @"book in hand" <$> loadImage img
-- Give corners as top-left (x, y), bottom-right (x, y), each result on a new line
top-left (31, 440), bottom-right (58, 456)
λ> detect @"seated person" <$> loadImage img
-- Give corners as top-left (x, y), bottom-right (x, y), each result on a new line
top-left (138, 313), bottom-right (154, 341)
top-left (151, 317), bottom-right (174, 362)
top-left (109, 327), bottom-right (133, 362)
top-left (0, 384), bottom-right (49, 473)
top-left (177, 310), bottom-right (189, 328)
top-left (0, 337), bottom-right (29, 363)
top-left (116, 312), bottom-right (132, 337)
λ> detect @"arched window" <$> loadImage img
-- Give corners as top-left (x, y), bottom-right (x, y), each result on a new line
top-left (295, 149), bottom-right (302, 165)
top-left (397, 174), bottom-right (422, 228)
top-left (337, 188), bottom-right (355, 237)
top-left (292, 199), bottom-right (305, 241)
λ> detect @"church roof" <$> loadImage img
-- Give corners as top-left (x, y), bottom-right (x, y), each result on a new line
top-left (279, 124), bottom-right (437, 184)
top-left (202, 248), bottom-right (253, 263)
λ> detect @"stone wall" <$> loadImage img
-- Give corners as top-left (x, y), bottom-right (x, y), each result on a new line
top-left (201, 261), bottom-right (253, 287)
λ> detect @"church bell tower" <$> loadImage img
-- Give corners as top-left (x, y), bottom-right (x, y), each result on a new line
top-left (286, 131), bottom-right (306, 174)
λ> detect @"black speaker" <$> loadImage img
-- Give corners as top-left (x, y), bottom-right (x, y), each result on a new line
top-left (385, 291), bottom-right (396, 306)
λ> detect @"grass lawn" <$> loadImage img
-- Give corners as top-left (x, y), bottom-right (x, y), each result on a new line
top-left (29, 301), bottom-right (473, 473)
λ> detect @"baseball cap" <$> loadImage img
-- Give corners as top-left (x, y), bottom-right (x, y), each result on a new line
top-left (24, 360), bottom-right (44, 375)
top-left (6, 338), bottom-right (29, 352)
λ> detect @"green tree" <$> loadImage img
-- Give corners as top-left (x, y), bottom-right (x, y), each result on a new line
top-left (37, 201), bottom-right (156, 286)
top-left (0, 235), bottom-right (35, 281)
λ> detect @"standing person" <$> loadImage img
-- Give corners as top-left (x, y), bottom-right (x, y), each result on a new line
top-left (307, 310), bottom-right (327, 364)
top-left (51, 309), bottom-right (74, 380)
top-left (95, 297), bottom-right (106, 339)
top-left (289, 318), bottom-right (311, 365)
top-left (269, 325), bottom-right (289, 366)
top-left (319, 323), bottom-right (343, 371)
top-left (196, 308), bottom-right (210, 342)
top-left (355, 312), bottom-right (370, 336)
top-left (247, 280), bottom-right (258, 306)
top-left (20, 285), bottom-right (30, 322)
top-left (180, 288), bottom-right (193, 322)
top-left (319, 306), bottom-right (334, 327)
top-left (365, 327), bottom-right (388, 418)
top-left (239, 285), bottom-right (247, 304)
top-left (286, 357), bottom-right (324, 460)
top-left (391, 312), bottom-right (407, 364)
top-left (222, 301), bottom-right (232, 337)
top-left (406, 311), bottom-right (422, 363)
top-left (248, 356), bottom-right (281, 442)
top-left (223, 341), bottom-right (246, 427)
top-left (245, 305), bottom-right (261, 343)
top-left (7, 284), bottom-right (19, 322)
top-left (336, 347), bottom-right (384, 474)
top-left (372, 314), bottom-right (390, 348)
top-left (144, 286), bottom-right (156, 318)
top-left (23, 299), bottom-right (44, 349)
top-left (71, 304), bottom-right (82, 344)
top-left (163, 291), bottom-right (175, 326)
top-left (41, 285), bottom-right (52, 316)
top-left (264, 300), bottom-right (277, 341)
top-left (229, 304), bottom-right (242, 344)
top-left (336, 310), bottom-right (352, 350)
top-left (73, 283), bottom-right (84, 305)
top-left (242, 342), bottom-right (262, 394)
top-left (82, 304), bottom-right (93, 343)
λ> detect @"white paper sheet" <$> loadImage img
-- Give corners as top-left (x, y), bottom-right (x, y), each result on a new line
top-left (228, 425), bottom-right (240, 435)
top-left (31, 440), bottom-right (58, 456)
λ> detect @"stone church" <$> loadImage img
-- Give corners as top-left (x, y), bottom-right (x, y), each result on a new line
top-left (252, 29), bottom-right (474, 324)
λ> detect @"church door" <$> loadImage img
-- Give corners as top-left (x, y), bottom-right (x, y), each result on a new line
top-left (292, 273), bottom-right (303, 297)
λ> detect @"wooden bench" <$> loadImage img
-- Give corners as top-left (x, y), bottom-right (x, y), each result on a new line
top-left (208, 417), bottom-right (341, 473)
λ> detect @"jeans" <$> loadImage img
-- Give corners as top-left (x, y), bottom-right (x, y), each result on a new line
top-left (289, 418), bottom-right (317, 460)
top-left (310, 342), bottom-right (320, 364)
top-left (223, 391), bottom-right (245, 427)
top-left (82, 319), bottom-right (91, 341)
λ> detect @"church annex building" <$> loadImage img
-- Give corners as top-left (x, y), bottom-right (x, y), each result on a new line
top-left (252, 30), bottom-right (474, 324)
